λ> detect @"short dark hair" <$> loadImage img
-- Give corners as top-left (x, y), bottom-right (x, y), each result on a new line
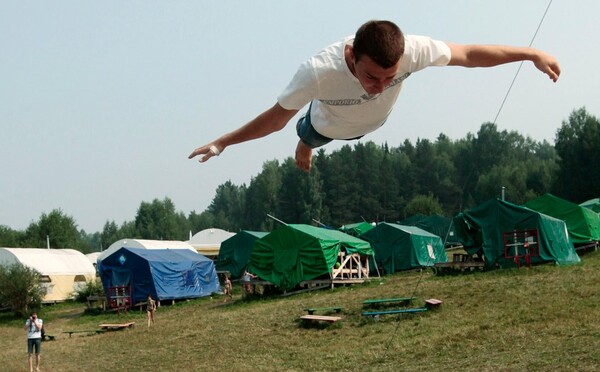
top-left (352, 20), bottom-right (404, 68)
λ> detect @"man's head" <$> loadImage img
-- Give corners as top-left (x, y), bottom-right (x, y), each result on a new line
top-left (349, 20), bottom-right (404, 95)
top-left (353, 20), bottom-right (404, 68)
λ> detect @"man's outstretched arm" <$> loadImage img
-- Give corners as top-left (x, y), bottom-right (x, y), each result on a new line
top-left (447, 43), bottom-right (561, 82)
top-left (188, 103), bottom-right (299, 163)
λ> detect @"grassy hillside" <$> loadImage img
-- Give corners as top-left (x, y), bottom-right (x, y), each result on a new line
top-left (1, 250), bottom-right (599, 371)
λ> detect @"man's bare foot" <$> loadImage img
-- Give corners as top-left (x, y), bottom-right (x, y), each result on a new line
top-left (295, 140), bottom-right (312, 172)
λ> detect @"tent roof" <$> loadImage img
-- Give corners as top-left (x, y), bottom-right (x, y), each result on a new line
top-left (399, 213), bottom-right (461, 245)
top-left (86, 252), bottom-right (101, 264)
top-left (524, 193), bottom-right (600, 243)
top-left (580, 198), bottom-right (600, 213)
top-left (107, 247), bottom-right (207, 263)
top-left (188, 228), bottom-right (235, 247)
top-left (339, 221), bottom-right (376, 237)
top-left (98, 239), bottom-right (196, 262)
top-left (0, 248), bottom-right (95, 275)
top-left (187, 228), bottom-right (235, 256)
top-left (289, 224), bottom-right (373, 255)
top-left (382, 223), bottom-right (442, 238)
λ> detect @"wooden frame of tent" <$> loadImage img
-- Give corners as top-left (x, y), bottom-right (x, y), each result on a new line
top-left (330, 250), bottom-right (371, 284)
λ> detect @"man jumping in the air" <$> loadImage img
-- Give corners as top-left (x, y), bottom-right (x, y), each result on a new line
top-left (189, 20), bottom-right (560, 172)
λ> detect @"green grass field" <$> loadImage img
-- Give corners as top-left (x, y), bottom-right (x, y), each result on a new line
top-left (2, 250), bottom-right (599, 372)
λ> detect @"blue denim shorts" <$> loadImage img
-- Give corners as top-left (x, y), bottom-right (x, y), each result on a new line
top-left (296, 107), bottom-right (333, 149)
top-left (28, 338), bottom-right (41, 354)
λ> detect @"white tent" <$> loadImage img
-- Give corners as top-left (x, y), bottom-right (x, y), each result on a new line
top-left (85, 252), bottom-right (101, 274)
top-left (187, 228), bottom-right (235, 257)
top-left (0, 248), bottom-right (96, 303)
top-left (86, 252), bottom-right (101, 264)
top-left (97, 239), bottom-right (197, 262)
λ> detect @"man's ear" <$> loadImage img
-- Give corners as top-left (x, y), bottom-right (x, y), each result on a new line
top-left (347, 45), bottom-right (356, 61)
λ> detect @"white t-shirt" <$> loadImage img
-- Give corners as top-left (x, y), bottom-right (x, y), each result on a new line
top-left (25, 318), bottom-right (43, 339)
top-left (277, 35), bottom-right (451, 139)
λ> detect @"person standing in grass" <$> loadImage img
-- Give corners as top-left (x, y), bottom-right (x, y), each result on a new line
top-left (24, 311), bottom-right (42, 372)
top-left (146, 294), bottom-right (157, 328)
top-left (223, 275), bottom-right (233, 302)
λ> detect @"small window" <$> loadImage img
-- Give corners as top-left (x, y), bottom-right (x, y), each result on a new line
top-left (427, 244), bottom-right (436, 259)
top-left (74, 275), bottom-right (86, 282)
top-left (39, 276), bottom-right (51, 283)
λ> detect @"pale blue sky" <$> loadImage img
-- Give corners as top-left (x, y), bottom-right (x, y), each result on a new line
top-left (1, 1), bottom-right (598, 233)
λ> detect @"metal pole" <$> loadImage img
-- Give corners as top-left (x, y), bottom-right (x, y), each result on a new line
top-left (267, 214), bottom-right (288, 226)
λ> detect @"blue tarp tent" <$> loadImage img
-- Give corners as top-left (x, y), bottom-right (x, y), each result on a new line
top-left (98, 247), bottom-right (220, 303)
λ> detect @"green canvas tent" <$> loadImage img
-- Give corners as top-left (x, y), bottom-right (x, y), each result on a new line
top-left (524, 193), bottom-right (600, 245)
top-left (454, 198), bottom-right (580, 268)
top-left (399, 214), bottom-right (461, 247)
top-left (247, 224), bottom-right (373, 291)
top-left (359, 223), bottom-right (447, 274)
top-left (580, 198), bottom-right (600, 214)
top-left (339, 221), bottom-right (376, 237)
top-left (215, 230), bottom-right (268, 279)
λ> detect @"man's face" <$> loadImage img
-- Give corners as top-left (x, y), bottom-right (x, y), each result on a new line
top-left (352, 53), bottom-right (401, 95)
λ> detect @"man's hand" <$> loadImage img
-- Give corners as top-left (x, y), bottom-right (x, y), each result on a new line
top-left (188, 143), bottom-right (223, 163)
top-left (533, 51), bottom-right (561, 82)
top-left (188, 103), bottom-right (298, 166)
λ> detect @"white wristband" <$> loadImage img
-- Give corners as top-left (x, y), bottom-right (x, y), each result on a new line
top-left (209, 145), bottom-right (220, 156)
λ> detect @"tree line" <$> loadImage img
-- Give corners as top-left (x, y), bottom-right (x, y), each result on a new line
top-left (1, 107), bottom-right (598, 252)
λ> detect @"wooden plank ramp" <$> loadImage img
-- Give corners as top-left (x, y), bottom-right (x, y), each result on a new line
top-left (425, 298), bottom-right (443, 309)
top-left (362, 297), bottom-right (416, 306)
top-left (98, 322), bottom-right (135, 330)
top-left (300, 315), bottom-right (342, 323)
top-left (362, 307), bottom-right (429, 317)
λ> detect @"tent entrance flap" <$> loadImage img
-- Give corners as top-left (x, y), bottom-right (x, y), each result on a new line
top-left (110, 268), bottom-right (132, 287)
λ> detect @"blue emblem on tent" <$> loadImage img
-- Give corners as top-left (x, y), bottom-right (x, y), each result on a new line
top-left (119, 254), bottom-right (126, 265)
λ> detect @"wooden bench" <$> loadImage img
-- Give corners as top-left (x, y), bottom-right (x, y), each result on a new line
top-left (300, 315), bottom-right (342, 323)
top-left (98, 322), bottom-right (135, 330)
top-left (63, 329), bottom-right (105, 338)
top-left (425, 298), bottom-right (443, 309)
top-left (304, 307), bottom-right (343, 315)
top-left (362, 307), bottom-right (429, 317)
top-left (86, 295), bottom-right (107, 311)
top-left (362, 297), bottom-right (416, 307)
